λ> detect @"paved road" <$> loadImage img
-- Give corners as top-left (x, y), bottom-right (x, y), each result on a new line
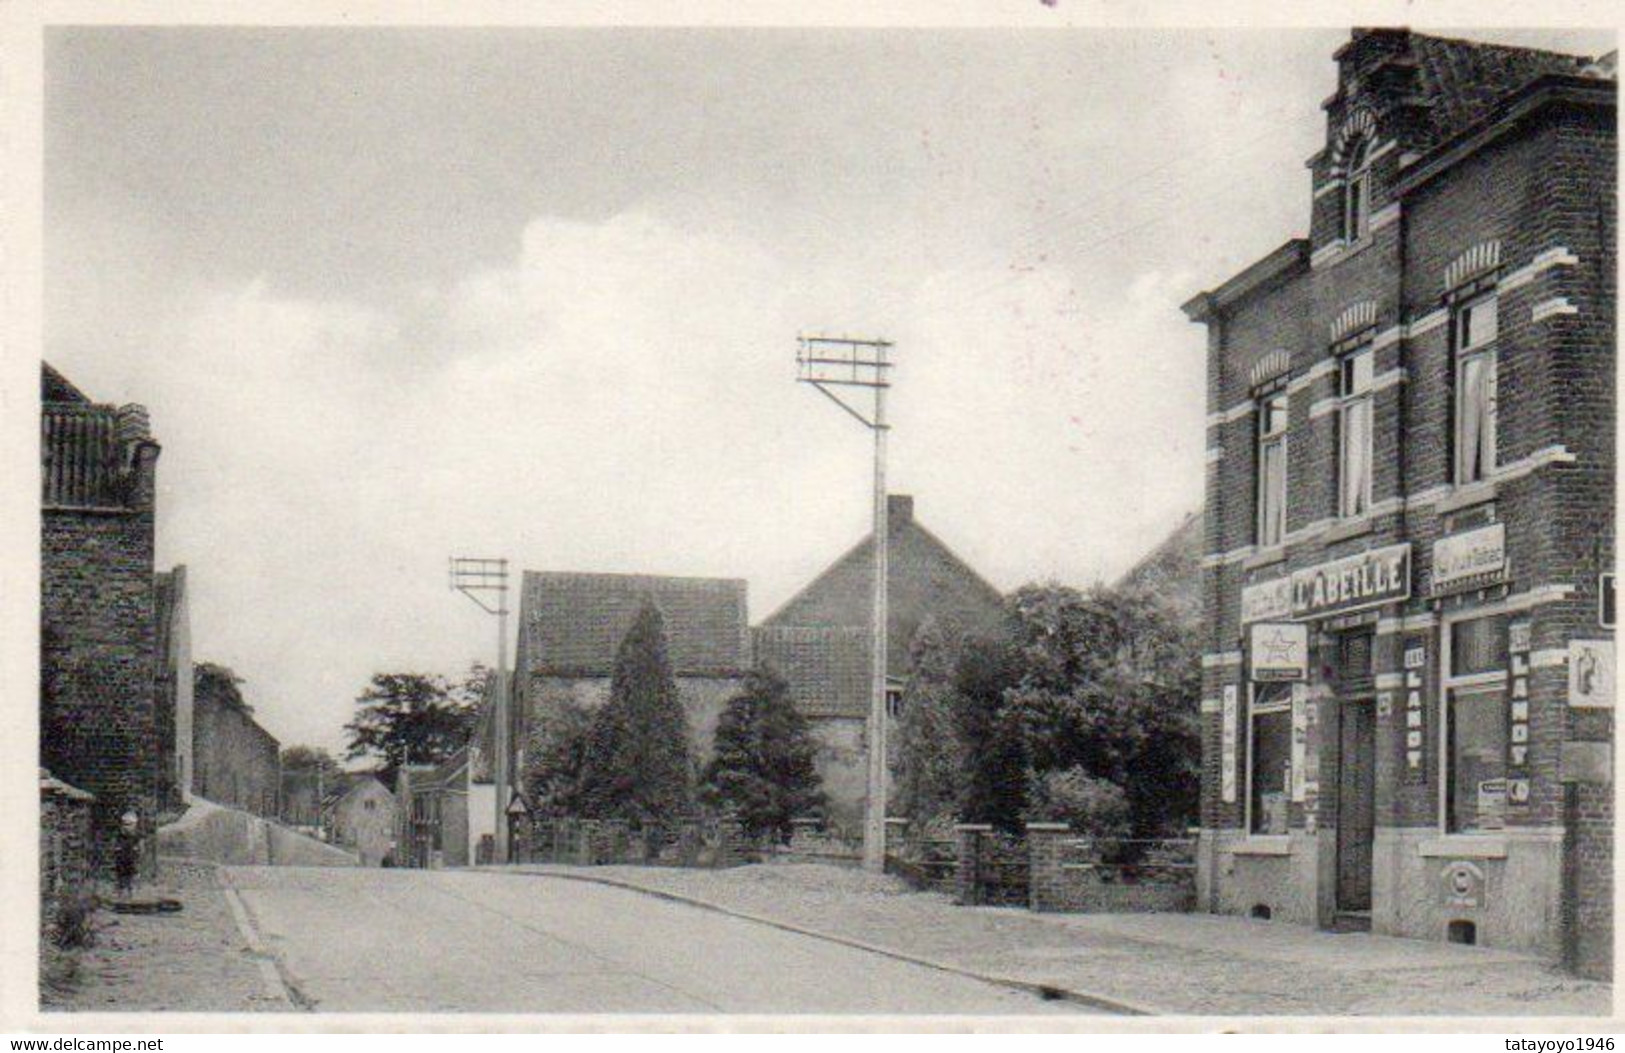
top-left (223, 866), bottom-right (1092, 1014)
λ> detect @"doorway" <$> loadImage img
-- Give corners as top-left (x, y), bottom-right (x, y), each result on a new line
top-left (1336, 698), bottom-right (1376, 912)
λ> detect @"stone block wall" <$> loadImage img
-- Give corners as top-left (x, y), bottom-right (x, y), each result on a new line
top-left (192, 681), bottom-right (281, 819)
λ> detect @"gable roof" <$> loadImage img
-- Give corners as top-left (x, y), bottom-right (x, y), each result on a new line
top-left (518, 571), bottom-right (749, 678)
top-left (1404, 32), bottom-right (1602, 142)
top-left (42, 363), bottom-right (89, 404)
top-left (753, 625), bottom-right (872, 719)
top-left (1114, 510), bottom-right (1202, 629)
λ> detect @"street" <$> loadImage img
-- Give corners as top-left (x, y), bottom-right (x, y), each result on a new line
top-left (223, 866), bottom-right (1092, 1014)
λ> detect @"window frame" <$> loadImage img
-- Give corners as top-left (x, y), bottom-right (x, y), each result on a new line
top-left (1245, 681), bottom-right (1295, 836)
top-left (1343, 138), bottom-right (1373, 243)
top-left (1451, 289), bottom-right (1500, 486)
top-left (1255, 384), bottom-right (1290, 548)
top-left (1336, 343), bottom-right (1376, 519)
top-left (1438, 611), bottom-right (1511, 834)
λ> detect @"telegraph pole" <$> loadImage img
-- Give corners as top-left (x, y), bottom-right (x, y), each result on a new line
top-left (796, 334), bottom-right (893, 873)
top-left (450, 557), bottom-right (511, 864)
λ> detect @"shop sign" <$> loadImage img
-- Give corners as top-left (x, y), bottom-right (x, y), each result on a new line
top-left (1477, 778), bottom-right (1507, 830)
top-left (1290, 544), bottom-right (1411, 620)
top-left (1240, 576), bottom-right (1292, 624)
top-left (1441, 860), bottom-right (1485, 908)
top-left (1221, 685), bottom-right (1239, 803)
top-left (1250, 622), bottom-right (1309, 682)
top-left (1431, 522), bottom-right (1507, 592)
top-left (1602, 573), bottom-right (1616, 629)
top-left (1291, 687), bottom-right (1309, 802)
top-left (1569, 640), bottom-right (1616, 708)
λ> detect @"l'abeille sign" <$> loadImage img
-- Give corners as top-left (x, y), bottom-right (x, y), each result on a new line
top-left (1291, 543), bottom-right (1411, 619)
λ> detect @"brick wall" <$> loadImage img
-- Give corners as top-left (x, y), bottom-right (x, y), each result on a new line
top-left (41, 395), bottom-right (162, 867)
top-left (192, 674), bottom-right (281, 818)
top-left (39, 771), bottom-right (95, 941)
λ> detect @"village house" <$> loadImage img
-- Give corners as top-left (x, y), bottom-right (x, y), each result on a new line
top-left (755, 494), bottom-right (1008, 831)
top-left (513, 571), bottom-right (752, 774)
top-left (40, 363), bottom-right (163, 869)
top-left (324, 773), bottom-right (396, 867)
top-left (1183, 30), bottom-right (1614, 977)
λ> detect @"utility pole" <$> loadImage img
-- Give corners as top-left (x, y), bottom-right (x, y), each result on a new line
top-left (796, 334), bottom-right (894, 873)
top-left (450, 557), bottom-right (511, 864)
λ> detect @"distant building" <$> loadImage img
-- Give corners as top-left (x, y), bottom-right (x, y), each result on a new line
top-left (1114, 510), bottom-right (1203, 629)
top-left (192, 664), bottom-right (282, 819)
top-left (400, 749), bottom-right (472, 868)
top-left (1183, 30), bottom-right (1614, 977)
top-left (513, 571), bottom-right (752, 776)
top-left (154, 565), bottom-right (194, 812)
top-left (40, 363), bottom-right (163, 866)
top-left (324, 773), bottom-right (395, 867)
top-left (756, 494), bottom-right (1008, 830)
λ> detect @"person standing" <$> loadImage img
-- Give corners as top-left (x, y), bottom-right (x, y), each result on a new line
top-left (114, 809), bottom-right (141, 899)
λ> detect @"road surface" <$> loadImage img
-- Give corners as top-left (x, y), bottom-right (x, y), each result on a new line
top-left (223, 865), bottom-right (1094, 1014)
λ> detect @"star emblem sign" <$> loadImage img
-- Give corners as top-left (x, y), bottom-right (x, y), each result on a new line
top-left (1260, 629), bottom-right (1298, 664)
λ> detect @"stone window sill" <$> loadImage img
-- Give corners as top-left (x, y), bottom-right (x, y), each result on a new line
top-left (1322, 516), bottom-right (1375, 544)
top-left (1243, 546), bottom-right (1288, 571)
top-left (1417, 836), bottom-right (1508, 859)
top-left (1229, 836), bottom-right (1293, 857)
top-left (1435, 480), bottom-right (1499, 515)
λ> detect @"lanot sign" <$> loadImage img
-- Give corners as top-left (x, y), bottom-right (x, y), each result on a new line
top-left (1291, 543), bottom-right (1411, 619)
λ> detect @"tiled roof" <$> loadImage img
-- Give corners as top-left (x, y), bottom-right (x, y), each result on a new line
top-left (42, 363), bottom-right (89, 404)
top-left (519, 571), bottom-right (749, 677)
top-left (1408, 32), bottom-right (1600, 142)
top-left (153, 566), bottom-right (187, 677)
top-left (752, 625), bottom-right (872, 719)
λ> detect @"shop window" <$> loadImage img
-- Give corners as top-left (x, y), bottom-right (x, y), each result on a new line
top-left (1343, 137), bottom-right (1373, 242)
top-left (1255, 387), bottom-right (1289, 547)
top-left (1337, 345), bottom-right (1374, 517)
top-left (1452, 292), bottom-right (1499, 484)
top-left (1443, 615), bottom-right (1510, 834)
top-left (1249, 683), bottom-right (1293, 835)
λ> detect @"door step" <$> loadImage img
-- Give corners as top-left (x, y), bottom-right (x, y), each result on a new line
top-left (1331, 910), bottom-right (1372, 933)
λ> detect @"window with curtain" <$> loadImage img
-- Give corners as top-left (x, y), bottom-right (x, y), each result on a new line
top-left (1453, 292), bottom-right (1499, 484)
top-left (1338, 345), bottom-right (1374, 517)
top-left (1256, 388), bottom-right (1288, 547)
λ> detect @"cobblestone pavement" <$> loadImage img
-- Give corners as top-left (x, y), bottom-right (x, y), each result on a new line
top-left (222, 865), bottom-right (1090, 1014)
top-left (507, 861), bottom-right (1613, 1017)
top-left (41, 861), bottom-right (289, 1013)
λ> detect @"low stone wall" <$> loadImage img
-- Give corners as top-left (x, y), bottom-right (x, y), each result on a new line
top-left (159, 796), bottom-right (357, 867)
top-left (517, 815), bottom-right (749, 869)
top-left (40, 770), bottom-right (96, 942)
top-left (1027, 825), bottom-right (1196, 914)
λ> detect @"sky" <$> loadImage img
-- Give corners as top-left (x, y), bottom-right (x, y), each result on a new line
top-left (41, 23), bottom-right (1615, 757)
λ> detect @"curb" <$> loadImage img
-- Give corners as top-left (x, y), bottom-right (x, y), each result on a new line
top-left (488, 866), bottom-right (1159, 1016)
top-left (214, 867), bottom-right (309, 1011)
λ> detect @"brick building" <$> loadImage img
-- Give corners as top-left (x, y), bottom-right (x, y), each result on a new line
top-left (40, 363), bottom-right (163, 866)
top-left (756, 494), bottom-right (1008, 830)
top-left (1182, 30), bottom-right (1614, 976)
top-left (191, 663), bottom-right (282, 818)
top-left (153, 564), bottom-right (194, 812)
top-left (513, 571), bottom-right (751, 779)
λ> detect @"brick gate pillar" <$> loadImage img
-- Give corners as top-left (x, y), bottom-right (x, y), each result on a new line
top-left (954, 823), bottom-right (991, 906)
top-left (1025, 822), bottom-right (1070, 912)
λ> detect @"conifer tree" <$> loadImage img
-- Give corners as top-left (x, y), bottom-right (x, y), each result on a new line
top-left (703, 667), bottom-right (825, 842)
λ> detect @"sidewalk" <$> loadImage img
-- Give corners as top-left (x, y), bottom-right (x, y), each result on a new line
top-left (505, 861), bottom-right (1612, 1017)
top-left (41, 860), bottom-right (291, 1013)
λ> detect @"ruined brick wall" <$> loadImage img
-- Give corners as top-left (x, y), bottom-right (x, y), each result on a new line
top-left (41, 438), bottom-right (161, 863)
top-left (39, 772), bottom-right (95, 938)
top-left (192, 680), bottom-right (282, 819)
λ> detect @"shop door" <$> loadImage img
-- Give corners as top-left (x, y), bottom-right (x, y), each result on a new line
top-left (1336, 700), bottom-right (1376, 912)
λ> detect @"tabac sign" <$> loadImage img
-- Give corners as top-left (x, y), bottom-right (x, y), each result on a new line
top-left (1290, 543), bottom-right (1411, 620)
top-left (1250, 622), bottom-right (1309, 682)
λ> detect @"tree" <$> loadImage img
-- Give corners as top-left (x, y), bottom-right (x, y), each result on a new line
top-left (522, 699), bottom-right (596, 816)
top-left (576, 605), bottom-right (694, 822)
top-left (342, 672), bottom-right (476, 786)
top-left (891, 618), bottom-right (966, 826)
top-left (279, 746), bottom-right (344, 827)
top-left (1003, 582), bottom-right (1201, 837)
top-left (950, 635), bottom-right (1028, 833)
top-left (702, 667), bottom-right (825, 842)
top-left (195, 661), bottom-right (248, 711)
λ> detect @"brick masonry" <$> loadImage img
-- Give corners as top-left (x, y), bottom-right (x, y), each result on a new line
top-left (41, 366), bottom-right (163, 871)
top-left (1183, 31), bottom-right (1614, 973)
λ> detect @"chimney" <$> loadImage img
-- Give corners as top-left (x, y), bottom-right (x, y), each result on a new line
top-left (887, 494), bottom-right (914, 527)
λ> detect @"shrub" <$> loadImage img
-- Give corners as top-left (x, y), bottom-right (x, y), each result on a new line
top-left (51, 887), bottom-right (100, 950)
top-left (1024, 766), bottom-right (1132, 840)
